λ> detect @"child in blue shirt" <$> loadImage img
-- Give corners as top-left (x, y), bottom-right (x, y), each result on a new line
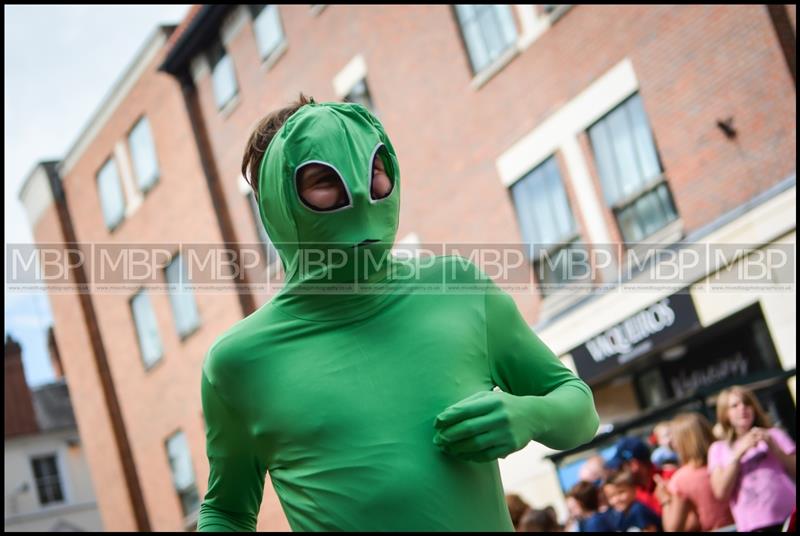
top-left (600, 469), bottom-right (662, 531)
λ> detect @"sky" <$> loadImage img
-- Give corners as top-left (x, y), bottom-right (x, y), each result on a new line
top-left (5, 5), bottom-right (192, 386)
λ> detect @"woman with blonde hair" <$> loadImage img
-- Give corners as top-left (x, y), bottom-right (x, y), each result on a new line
top-left (656, 413), bottom-right (733, 531)
top-left (708, 386), bottom-right (796, 532)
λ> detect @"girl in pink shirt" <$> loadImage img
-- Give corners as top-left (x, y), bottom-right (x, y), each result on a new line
top-left (708, 386), bottom-right (796, 532)
top-left (657, 413), bottom-right (734, 531)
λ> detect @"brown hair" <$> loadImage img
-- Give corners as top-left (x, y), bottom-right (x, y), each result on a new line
top-left (505, 494), bottom-right (529, 529)
top-left (603, 468), bottom-right (636, 488)
top-left (519, 507), bottom-right (562, 532)
top-left (670, 413), bottom-right (715, 466)
top-left (567, 481), bottom-right (600, 512)
top-left (241, 93), bottom-right (314, 199)
top-left (715, 385), bottom-right (772, 443)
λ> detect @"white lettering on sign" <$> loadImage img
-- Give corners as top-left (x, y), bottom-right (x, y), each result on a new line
top-left (586, 299), bottom-right (676, 362)
top-left (670, 354), bottom-right (749, 398)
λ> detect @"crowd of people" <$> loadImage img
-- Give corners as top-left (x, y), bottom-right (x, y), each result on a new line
top-left (506, 386), bottom-right (796, 532)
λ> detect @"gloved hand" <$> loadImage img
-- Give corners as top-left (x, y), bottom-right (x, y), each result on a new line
top-left (433, 390), bottom-right (541, 463)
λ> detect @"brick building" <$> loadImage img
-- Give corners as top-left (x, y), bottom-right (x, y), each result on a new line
top-left (19, 5), bottom-right (795, 530)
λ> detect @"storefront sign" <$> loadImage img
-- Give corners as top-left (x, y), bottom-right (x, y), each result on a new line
top-left (569, 292), bottom-right (700, 384)
top-left (665, 352), bottom-right (750, 398)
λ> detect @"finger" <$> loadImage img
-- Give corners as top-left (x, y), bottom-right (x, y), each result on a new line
top-left (441, 430), bottom-right (506, 457)
top-left (435, 393), bottom-right (497, 429)
top-left (463, 445), bottom-right (511, 463)
top-left (435, 413), bottom-right (500, 445)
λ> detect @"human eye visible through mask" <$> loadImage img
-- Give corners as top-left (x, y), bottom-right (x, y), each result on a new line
top-left (370, 145), bottom-right (394, 202)
top-left (296, 162), bottom-right (351, 212)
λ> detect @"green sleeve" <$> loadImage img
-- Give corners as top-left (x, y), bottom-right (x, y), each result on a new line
top-left (198, 369), bottom-right (267, 532)
top-left (485, 286), bottom-right (599, 451)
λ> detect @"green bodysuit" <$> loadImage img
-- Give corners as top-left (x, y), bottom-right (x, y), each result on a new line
top-left (198, 102), bottom-right (599, 531)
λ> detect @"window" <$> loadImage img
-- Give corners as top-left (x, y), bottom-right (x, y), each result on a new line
top-left (97, 157), bottom-right (126, 230)
top-left (343, 78), bottom-right (375, 112)
top-left (165, 254), bottom-right (200, 338)
top-left (588, 93), bottom-right (678, 242)
top-left (247, 191), bottom-right (280, 267)
top-left (165, 431), bottom-right (200, 517)
top-left (131, 290), bottom-right (163, 369)
top-left (249, 5), bottom-right (285, 60)
top-left (510, 156), bottom-right (588, 295)
top-left (207, 38), bottom-right (238, 110)
top-left (128, 116), bottom-right (160, 192)
top-left (455, 5), bottom-right (517, 74)
top-left (31, 455), bottom-right (64, 506)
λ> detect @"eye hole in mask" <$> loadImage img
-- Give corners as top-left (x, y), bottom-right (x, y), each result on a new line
top-left (369, 144), bottom-right (394, 202)
top-left (295, 162), bottom-right (352, 212)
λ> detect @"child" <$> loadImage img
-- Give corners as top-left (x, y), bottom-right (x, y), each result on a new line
top-left (601, 469), bottom-right (662, 532)
top-left (565, 480), bottom-right (607, 532)
top-left (650, 421), bottom-right (679, 480)
top-left (656, 413), bottom-right (733, 531)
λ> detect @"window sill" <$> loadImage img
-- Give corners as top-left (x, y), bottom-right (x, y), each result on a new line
top-left (143, 354), bottom-right (164, 374)
top-left (309, 5), bottom-right (327, 17)
top-left (260, 40), bottom-right (288, 74)
top-left (545, 4), bottom-right (573, 25)
top-left (4, 501), bottom-right (98, 524)
top-left (470, 45), bottom-right (520, 91)
top-left (218, 92), bottom-right (240, 119)
top-left (184, 508), bottom-right (199, 531)
top-left (106, 216), bottom-right (125, 234)
top-left (622, 218), bottom-right (685, 281)
top-left (139, 175), bottom-right (161, 198)
top-left (625, 218), bottom-right (684, 252)
top-left (178, 323), bottom-right (201, 344)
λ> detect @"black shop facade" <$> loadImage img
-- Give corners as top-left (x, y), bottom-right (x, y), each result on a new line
top-left (568, 290), bottom-right (796, 439)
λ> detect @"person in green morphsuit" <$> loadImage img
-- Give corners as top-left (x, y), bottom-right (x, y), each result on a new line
top-left (198, 95), bottom-right (599, 532)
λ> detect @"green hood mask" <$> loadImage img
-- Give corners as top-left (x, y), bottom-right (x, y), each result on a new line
top-left (257, 102), bottom-right (400, 287)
